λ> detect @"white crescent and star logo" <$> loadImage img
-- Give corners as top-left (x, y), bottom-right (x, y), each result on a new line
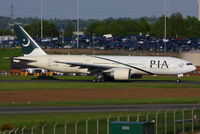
top-left (22, 38), bottom-right (30, 47)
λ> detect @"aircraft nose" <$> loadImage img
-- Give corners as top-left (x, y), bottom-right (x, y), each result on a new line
top-left (191, 65), bottom-right (196, 72)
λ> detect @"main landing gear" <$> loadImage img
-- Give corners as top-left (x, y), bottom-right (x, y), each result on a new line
top-left (177, 74), bottom-right (183, 82)
top-left (93, 74), bottom-right (105, 82)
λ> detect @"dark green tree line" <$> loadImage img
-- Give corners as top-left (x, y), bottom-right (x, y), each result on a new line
top-left (0, 29), bottom-right (13, 36)
top-left (65, 21), bottom-right (74, 37)
top-left (1, 13), bottom-right (200, 38)
top-left (149, 13), bottom-right (200, 38)
top-left (87, 13), bottom-right (200, 38)
top-left (23, 20), bottom-right (59, 38)
top-left (86, 18), bottom-right (149, 36)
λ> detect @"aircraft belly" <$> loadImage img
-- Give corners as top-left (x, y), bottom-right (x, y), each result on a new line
top-left (129, 68), bottom-right (142, 75)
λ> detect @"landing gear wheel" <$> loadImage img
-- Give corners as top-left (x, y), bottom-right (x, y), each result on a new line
top-left (177, 74), bottom-right (183, 83)
top-left (93, 75), bottom-right (105, 82)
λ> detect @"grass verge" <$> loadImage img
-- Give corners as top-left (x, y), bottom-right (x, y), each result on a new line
top-left (0, 81), bottom-right (200, 91)
top-left (1, 97), bottom-right (200, 107)
top-left (0, 48), bottom-right (22, 71)
top-left (0, 110), bottom-right (199, 134)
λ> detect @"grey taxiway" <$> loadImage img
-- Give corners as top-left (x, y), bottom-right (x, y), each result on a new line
top-left (0, 104), bottom-right (199, 114)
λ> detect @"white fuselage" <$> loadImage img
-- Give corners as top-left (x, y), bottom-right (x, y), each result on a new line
top-left (17, 55), bottom-right (196, 75)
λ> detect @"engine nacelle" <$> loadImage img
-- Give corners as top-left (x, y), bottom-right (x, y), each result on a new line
top-left (111, 68), bottom-right (131, 80)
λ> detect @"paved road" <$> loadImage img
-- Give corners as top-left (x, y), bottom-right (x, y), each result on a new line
top-left (0, 104), bottom-right (199, 114)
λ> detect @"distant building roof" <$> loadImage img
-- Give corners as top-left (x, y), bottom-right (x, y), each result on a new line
top-left (185, 50), bottom-right (200, 53)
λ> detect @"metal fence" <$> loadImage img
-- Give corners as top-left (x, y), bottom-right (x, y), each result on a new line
top-left (1, 108), bottom-right (200, 134)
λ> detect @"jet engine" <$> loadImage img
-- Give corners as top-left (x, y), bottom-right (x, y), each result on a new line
top-left (110, 68), bottom-right (131, 80)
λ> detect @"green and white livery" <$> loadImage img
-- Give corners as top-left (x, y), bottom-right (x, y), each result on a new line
top-left (14, 25), bottom-right (47, 56)
top-left (13, 25), bottom-right (196, 82)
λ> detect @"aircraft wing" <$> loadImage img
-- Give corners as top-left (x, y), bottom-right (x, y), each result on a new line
top-left (55, 61), bottom-right (114, 74)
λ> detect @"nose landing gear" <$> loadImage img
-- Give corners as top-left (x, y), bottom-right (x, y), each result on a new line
top-left (177, 74), bottom-right (183, 82)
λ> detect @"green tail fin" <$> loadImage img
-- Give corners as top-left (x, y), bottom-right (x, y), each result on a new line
top-left (14, 25), bottom-right (47, 56)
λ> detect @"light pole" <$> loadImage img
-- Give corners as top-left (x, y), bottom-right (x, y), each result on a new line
top-left (77, 0), bottom-right (79, 48)
top-left (41, 0), bottom-right (43, 39)
top-left (164, 0), bottom-right (167, 55)
top-left (61, 29), bottom-right (64, 43)
top-left (93, 33), bottom-right (95, 54)
top-left (198, 0), bottom-right (200, 21)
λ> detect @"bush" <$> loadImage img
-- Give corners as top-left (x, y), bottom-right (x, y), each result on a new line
top-left (0, 123), bottom-right (13, 131)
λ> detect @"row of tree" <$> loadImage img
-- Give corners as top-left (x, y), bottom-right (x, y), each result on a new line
top-left (86, 18), bottom-right (150, 36)
top-left (23, 20), bottom-right (75, 37)
top-left (23, 20), bottom-right (59, 37)
top-left (87, 13), bottom-right (200, 38)
top-left (151, 13), bottom-right (200, 38)
top-left (1, 13), bottom-right (200, 38)
top-left (0, 29), bottom-right (13, 36)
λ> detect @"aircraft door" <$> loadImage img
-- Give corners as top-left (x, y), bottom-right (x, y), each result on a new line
top-left (47, 57), bottom-right (52, 67)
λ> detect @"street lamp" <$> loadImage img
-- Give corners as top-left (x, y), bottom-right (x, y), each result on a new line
top-left (93, 33), bottom-right (95, 54)
top-left (77, 0), bottom-right (79, 48)
top-left (164, 0), bottom-right (167, 55)
top-left (41, 0), bottom-right (43, 39)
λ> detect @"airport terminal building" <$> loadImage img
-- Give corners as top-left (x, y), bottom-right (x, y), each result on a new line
top-left (182, 51), bottom-right (200, 76)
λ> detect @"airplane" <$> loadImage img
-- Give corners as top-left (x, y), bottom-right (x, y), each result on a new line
top-left (13, 25), bottom-right (196, 82)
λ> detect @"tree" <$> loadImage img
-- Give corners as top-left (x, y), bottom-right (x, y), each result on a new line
top-left (42, 20), bottom-right (59, 37)
top-left (149, 16), bottom-right (165, 37)
top-left (138, 18), bottom-right (150, 34)
top-left (23, 20), bottom-right (59, 38)
top-left (86, 21), bottom-right (104, 36)
top-left (65, 21), bottom-right (74, 37)
top-left (86, 12), bottom-right (200, 38)
top-left (0, 29), bottom-right (13, 35)
top-left (86, 19), bottom-right (141, 36)
top-left (184, 16), bottom-right (200, 38)
top-left (24, 20), bottom-right (40, 37)
top-left (168, 13), bottom-right (185, 38)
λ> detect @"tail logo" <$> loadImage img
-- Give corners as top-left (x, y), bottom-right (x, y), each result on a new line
top-left (22, 38), bottom-right (30, 47)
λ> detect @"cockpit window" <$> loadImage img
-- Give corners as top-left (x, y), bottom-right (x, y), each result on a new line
top-left (186, 63), bottom-right (193, 66)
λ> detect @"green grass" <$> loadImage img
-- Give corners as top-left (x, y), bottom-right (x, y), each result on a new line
top-left (140, 75), bottom-right (200, 82)
top-left (1, 75), bottom-right (200, 91)
top-left (0, 110), bottom-right (199, 134)
top-left (0, 76), bottom-right (199, 107)
top-left (0, 81), bottom-right (200, 91)
top-left (0, 48), bottom-right (23, 71)
top-left (0, 112), bottom-right (115, 127)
